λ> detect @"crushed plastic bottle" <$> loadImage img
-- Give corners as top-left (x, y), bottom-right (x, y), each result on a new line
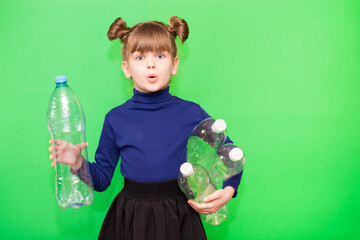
top-left (210, 144), bottom-right (245, 188)
top-left (178, 162), bottom-right (228, 225)
top-left (47, 75), bottom-right (94, 209)
top-left (186, 135), bottom-right (218, 172)
top-left (190, 118), bottom-right (227, 148)
top-left (186, 118), bottom-right (227, 174)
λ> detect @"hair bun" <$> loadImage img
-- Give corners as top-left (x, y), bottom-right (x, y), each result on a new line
top-left (107, 17), bottom-right (131, 42)
top-left (168, 16), bottom-right (189, 43)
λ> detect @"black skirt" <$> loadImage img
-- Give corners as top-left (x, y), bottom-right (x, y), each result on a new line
top-left (98, 178), bottom-right (207, 240)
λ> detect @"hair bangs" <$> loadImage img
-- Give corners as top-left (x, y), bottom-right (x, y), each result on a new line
top-left (124, 22), bottom-right (176, 60)
top-left (132, 35), bottom-right (172, 54)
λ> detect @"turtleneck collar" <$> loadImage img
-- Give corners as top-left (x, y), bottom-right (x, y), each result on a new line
top-left (131, 87), bottom-right (172, 103)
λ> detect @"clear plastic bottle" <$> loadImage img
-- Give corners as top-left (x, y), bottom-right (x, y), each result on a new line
top-left (186, 135), bottom-right (218, 172)
top-left (186, 118), bottom-right (227, 171)
top-left (209, 144), bottom-right (245, 188)
top-left (178, 162), bottom-right (228, 225)
top-left (47, 75), bottom-right (94, 209)
top-left (190, 118), bottom-right (227, 148)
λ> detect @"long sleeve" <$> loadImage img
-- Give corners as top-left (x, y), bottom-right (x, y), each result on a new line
top-left (70, 160), bottom-right (93, 188)
top-left (88, 116), bottom-right (120, 192)
top-left (223, 170), bottom-right (243, 198)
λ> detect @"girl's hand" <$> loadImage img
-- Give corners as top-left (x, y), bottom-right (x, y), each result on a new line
top-left (48, 139), bottom-right (88, 171)
top-left (187, 186), bottom-right (235, 214)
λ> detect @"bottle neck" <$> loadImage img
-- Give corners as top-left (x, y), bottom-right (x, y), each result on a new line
top-left (56, 82), bottom-right (69, 88)
top-left (187, 172), bottom-right (195, 179)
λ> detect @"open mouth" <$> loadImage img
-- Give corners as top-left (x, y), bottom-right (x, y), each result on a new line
top-left (147, 74), bottom-right (157, 82)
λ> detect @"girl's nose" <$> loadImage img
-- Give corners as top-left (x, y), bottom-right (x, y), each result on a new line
top-left (147, 59), bottom-right (156, 69)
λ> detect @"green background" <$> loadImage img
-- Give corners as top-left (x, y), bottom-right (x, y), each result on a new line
top-left (1, 0), bottom-right (359, 239)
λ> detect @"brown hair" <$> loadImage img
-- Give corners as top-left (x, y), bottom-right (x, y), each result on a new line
top-left (107, 16), bottom-right (189, 61)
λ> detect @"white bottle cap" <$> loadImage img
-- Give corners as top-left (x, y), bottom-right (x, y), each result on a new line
top-left (212, 119), bottom-right (227, 133)
top-left (229, 148), bottom-right (244, 161)
top-left (180, 162), bottom-right (194, 177)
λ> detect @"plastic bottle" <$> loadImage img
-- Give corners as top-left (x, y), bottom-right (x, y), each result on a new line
top-left (186, 135), bottom-right (218, 173)
top-left (178, 162), bottom-right (228, 225)
top-left (190, 118), bottom-right (227, 148)
top-left (209, 144), bottom-right (246, 188)
top-left (186, 118), bottom-right (227, 172)
top-left (47, 75), bottom-right (94, 209)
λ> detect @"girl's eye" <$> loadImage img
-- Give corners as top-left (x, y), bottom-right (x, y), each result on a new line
top-left (136, 56), bottom-right (144, 60)
top-left (157, 54), bottom-right (165, 59)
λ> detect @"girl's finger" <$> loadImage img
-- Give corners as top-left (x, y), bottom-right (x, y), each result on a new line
top-left (50, 153), bottom-right (59, 160)
top-left (53, 152), bottom-right (59, 160)
top-left (187, 200), bottom-right (195, 208)
top-left (188, 200), bottom-right (202, 208)
top-left (76, 142), bottom-right (88, 150)
top-left (188, 201), bottom-right (201, 211)
top-left (51, 139), bottom-right (66, 145)
top-left (189, 200), bottom-right (213, 211)
top-left (204, 190), bottom-right (222, 202)
top-left (49, 145), bottom-right (59, 152)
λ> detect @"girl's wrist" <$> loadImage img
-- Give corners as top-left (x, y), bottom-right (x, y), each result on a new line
top-left (223, 186), bottom-right (235, 198)
top-left (71, 155), bottom-right (84, 172)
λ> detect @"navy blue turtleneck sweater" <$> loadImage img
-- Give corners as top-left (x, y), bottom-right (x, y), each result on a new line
top-left (88, 87), bottom-right (242, 196)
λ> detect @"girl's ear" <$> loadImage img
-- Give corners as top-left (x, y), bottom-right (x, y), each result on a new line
top-left (171, 57), bottom-right (180, 75)
top-left (122, 61), bottom-right (132, 78)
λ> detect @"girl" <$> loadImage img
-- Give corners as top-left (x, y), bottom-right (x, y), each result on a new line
top-left (49, 16), bottom-right (243, 240)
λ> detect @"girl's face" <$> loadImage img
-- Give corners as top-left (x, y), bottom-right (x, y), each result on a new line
top-left (122, 51), bottom-right (179, 93)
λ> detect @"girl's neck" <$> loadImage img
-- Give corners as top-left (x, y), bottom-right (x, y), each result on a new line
top-left (131, 86), bottom-right (171, 104)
